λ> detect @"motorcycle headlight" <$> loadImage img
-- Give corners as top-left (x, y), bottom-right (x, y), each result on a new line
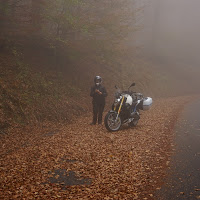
top-left (114, 98), bottom-right (120, 106)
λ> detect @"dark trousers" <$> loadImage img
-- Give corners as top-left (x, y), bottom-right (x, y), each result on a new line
top-left (92, 101), bottom-right (105, 124)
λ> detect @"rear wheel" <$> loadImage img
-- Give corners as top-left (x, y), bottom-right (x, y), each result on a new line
top-left (104, 111), bottom-right (122, 132)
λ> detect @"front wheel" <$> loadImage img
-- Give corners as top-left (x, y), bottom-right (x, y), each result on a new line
top-left (104, 111), bottom-right (122, 132)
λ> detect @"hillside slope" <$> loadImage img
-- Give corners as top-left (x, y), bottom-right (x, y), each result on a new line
top-left (0, 38), bottom-right (196, 130)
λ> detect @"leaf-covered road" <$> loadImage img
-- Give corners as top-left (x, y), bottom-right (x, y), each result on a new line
top-left (0, 96), bottom-right (196, 199)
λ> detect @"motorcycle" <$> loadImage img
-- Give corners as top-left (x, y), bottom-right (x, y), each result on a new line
top-left (104, 83), bottom-right (152, 132)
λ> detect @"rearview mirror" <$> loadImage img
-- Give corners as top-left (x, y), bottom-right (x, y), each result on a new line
top-left (128, 82), bottom-right (136, 91)
top-left (131, 83), bottom-right (135, 87)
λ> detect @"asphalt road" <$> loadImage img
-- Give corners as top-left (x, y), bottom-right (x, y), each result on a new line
top-left (157, 98), bottom-right (200, 200)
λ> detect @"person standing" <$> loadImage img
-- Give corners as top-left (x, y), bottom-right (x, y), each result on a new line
top-left (90, 76), bottom-right (107, 125)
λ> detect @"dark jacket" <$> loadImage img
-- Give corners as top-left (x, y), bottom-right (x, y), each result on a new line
top-left (90, 85), bottom-right (107, 104)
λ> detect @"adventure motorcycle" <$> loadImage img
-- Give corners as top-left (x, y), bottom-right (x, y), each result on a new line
top-left (104, 83), bottom-right (152, 132)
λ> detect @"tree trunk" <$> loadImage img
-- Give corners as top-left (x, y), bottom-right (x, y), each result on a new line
top-left (31, 0), bottom-right (44, 35)
top-left (0, 0), bottom-right (9, 35)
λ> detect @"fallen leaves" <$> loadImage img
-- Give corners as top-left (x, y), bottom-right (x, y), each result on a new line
top-left (0, 96), bottom-right (196, 199)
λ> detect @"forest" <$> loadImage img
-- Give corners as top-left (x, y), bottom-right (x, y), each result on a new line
top-left (1, 1), bottom-right (200, 199)
top-left (0, 0), bottom-right (151, 126)
top-left (1, 0), bottom-right (200, 127)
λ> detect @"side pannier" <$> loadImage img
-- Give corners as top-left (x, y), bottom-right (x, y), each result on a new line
top-left (142, 97), bottom-right (153, 111)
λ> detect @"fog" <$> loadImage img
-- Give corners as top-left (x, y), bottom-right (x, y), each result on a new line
top-left (148, 0), bottom-right (200, 62)
top-left (139, 0), bottom-right (200, 93)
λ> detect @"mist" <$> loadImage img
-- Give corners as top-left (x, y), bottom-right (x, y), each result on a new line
top-left (138, 0), bottom-right (200, 94)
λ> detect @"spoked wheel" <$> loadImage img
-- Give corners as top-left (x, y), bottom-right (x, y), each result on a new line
top-left (104, 111), bottom-right (122, 132)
